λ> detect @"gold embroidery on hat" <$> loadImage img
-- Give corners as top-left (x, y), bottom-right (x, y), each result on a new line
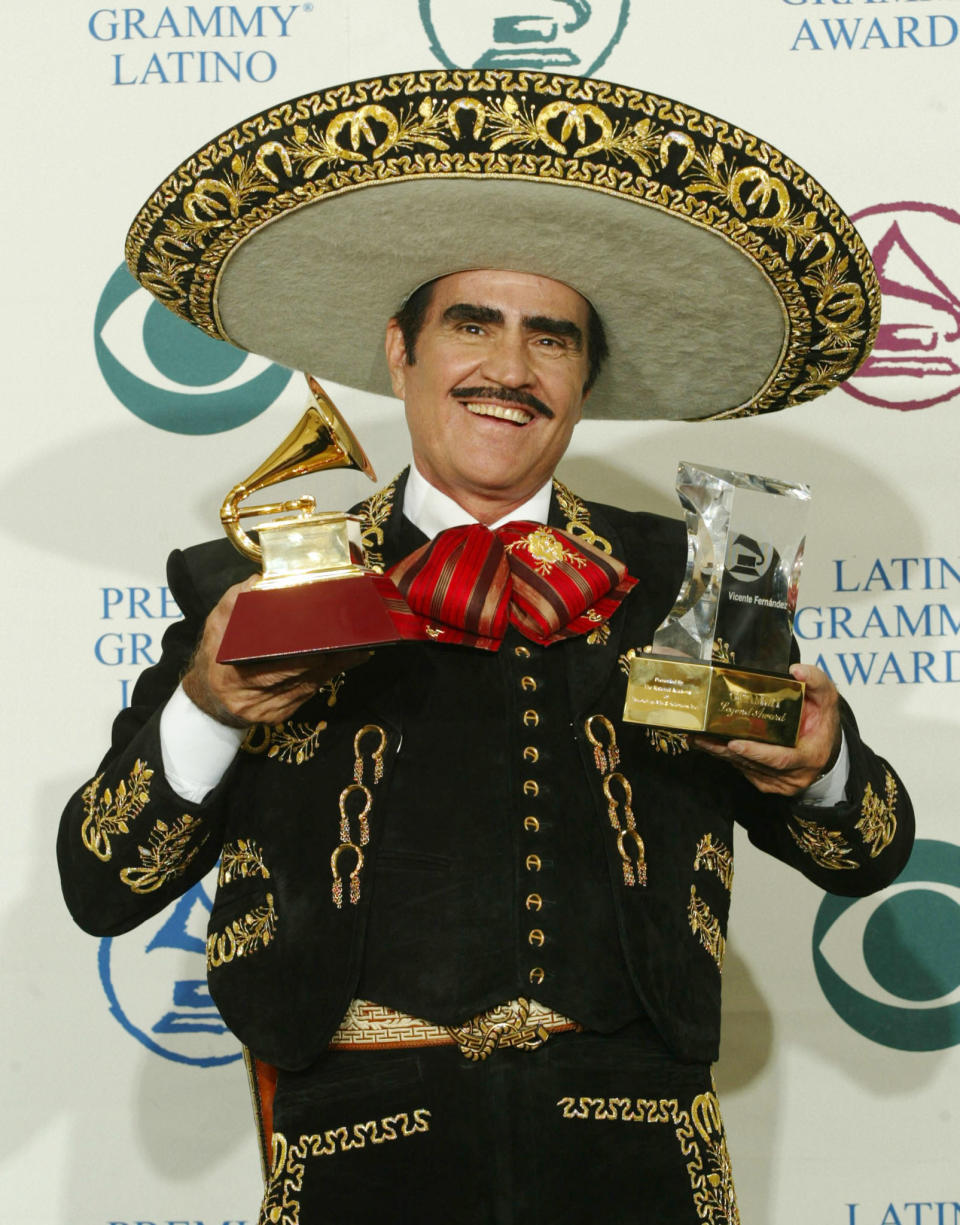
top-left (128, 73), bottom-right (877, 422)
top-left (855, 770), bottom-right (898, 857)
top-left (80, 759), bottom-right (154, 862)
top-left (119, 814), bottom-right (208, 894)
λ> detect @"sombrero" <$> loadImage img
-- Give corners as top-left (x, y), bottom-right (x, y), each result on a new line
top-left (126, 70), bottom-right (878, 421)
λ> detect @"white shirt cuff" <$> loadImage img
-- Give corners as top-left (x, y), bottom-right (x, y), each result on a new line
top-left (159, 683), bottom-right (246, 803)
top-left (798, 731), bottom-right (850, 808)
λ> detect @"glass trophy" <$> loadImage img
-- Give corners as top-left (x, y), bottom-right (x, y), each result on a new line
top-left (622, 461), bottom-right (810, 745)
top-left (216, 375), bottom-right (409, 663)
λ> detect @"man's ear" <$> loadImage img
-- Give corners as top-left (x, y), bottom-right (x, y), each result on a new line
top-left (384, 319), bottom-right (408, 400)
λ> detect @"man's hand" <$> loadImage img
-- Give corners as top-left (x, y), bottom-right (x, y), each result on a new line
top-left (691, 663), bottom-right (842, 796)
top-left (181, 578), bottom-right (372, 728)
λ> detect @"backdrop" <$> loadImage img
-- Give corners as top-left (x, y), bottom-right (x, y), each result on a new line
top-left (2, 3), bottom-right (958, 1223)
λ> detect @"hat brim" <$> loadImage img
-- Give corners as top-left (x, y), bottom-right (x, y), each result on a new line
top-left (127, 70), bottom-right (879, 421)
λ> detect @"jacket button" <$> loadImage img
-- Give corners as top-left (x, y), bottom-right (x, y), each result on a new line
top-left (523, 780), bottom-right (540, 797)
top-left (525, 855), bottom-right (542, 872)
top-left (514, 645), bottom-right (531, 658)
top-left (523, 710), bottom-right (540, 727)
top-left (524, 816), bottom-right (540, 832)
top-left (523, 746), bottom-right (539, 763)
top-left (521, 676), bottom-right (538, 692)
top-left (528, 929), bottom-right (545, 947)
top-left (525, 893), bottom-right (543, 911)
top-left (529, 967), bottom-right (546, 986)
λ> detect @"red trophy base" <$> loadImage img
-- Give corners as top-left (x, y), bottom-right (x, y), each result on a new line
top-left (217, 572), bottom-right (408, 664)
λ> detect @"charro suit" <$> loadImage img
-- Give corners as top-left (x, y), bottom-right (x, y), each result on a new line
top-left (58, 473), bottom-right (914, 1223)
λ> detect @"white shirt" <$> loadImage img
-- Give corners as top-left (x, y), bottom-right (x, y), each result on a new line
top-left (159, 466), bottom-right (848, 805)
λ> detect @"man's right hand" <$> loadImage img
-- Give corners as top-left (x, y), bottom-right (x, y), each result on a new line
top-left (181, 578), bottom-right (372, 727)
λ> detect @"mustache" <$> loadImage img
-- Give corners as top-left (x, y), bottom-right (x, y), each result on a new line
top-left (452, 385), bottom-right (553, 419)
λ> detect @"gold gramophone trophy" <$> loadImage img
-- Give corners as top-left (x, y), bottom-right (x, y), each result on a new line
top-left (216, 375), bottom-right (408, 663)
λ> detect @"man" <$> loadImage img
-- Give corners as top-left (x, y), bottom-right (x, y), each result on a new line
top-left (60, 72), bottom-right (913, 1223)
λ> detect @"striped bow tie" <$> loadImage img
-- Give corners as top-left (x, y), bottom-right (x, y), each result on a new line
top-left (387, 521), bottom-right (636, 650)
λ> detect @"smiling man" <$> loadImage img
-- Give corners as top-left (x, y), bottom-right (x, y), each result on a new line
top-left (387, 270), bottom-right (596, 522)
top-left (59, 73), bottom-right (915, 1224)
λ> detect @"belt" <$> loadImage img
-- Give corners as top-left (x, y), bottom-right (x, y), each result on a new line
top-left (329, 997), bottom-right (581, 1062)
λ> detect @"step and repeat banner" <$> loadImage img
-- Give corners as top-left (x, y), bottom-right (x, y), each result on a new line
top-left (1, 2), bottom-right (957, 1222)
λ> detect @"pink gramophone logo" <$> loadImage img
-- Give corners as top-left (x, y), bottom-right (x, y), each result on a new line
top-left (843, 202), bottom-right (960, 412)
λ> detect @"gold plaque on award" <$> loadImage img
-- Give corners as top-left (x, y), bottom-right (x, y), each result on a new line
top-left (623, 462), bottom-right (809, 746)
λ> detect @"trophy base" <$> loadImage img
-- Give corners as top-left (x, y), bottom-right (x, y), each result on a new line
top-left (622, 654), bottom-right (805, 746)
top-left (217, 571), bottom-right (408, 663)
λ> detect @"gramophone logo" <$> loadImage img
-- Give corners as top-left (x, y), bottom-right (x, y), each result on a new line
top-left (843, 202), bottom-right (960, 412)
top-left (95, 264), bottom-right (293, 435)
top-left (98, 881), bottom-right (241, 1066)
top-left (420, 0), bottom-right (630, 73)
top-left (813, 840), bottom-right (960, 1052)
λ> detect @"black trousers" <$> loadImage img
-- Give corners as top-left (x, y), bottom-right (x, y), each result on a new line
top-left (258, 1020), bottom-right (740, 1225)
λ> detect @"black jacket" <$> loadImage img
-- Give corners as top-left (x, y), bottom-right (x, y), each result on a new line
top-left (58, 475), bottom-right (914, 1068)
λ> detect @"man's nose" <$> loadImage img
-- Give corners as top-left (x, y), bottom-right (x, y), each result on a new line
top-left (479, 330), bottom-right (534, 387)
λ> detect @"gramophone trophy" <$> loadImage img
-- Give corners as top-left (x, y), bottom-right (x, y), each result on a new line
top-left (216, 375), bottom-right (409, 663)
top-left (623, 461), bottom-right (810, 746)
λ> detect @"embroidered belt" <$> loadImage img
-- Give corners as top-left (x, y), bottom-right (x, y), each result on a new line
top-left (329, 997), bottom-right (580, 1062)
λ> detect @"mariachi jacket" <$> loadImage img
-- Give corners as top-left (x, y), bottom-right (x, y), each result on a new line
top-left (58, 473), bottom-right (915, 1069)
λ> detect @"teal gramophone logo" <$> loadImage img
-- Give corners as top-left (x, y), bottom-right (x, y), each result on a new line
top-left (813, 840), bottom-right (960, 1051)
top-left (95, 264), bottom-right (293, 435)
top-left (420, 0), bottom-right (630, 73)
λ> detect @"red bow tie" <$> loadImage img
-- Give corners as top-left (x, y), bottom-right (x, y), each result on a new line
top-left (387, 521), bottom-right (636, 650)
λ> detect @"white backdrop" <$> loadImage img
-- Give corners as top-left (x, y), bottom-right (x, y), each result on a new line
top-left (2, 3), bottom-right (958, 1223)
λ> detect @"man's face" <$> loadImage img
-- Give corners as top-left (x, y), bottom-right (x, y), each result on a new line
top-left (385, 269), bottom-right (591, 513)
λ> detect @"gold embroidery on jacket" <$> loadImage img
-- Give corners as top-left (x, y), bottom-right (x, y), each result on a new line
top-left (206, 893), bottom-right (277, 969)
top-left (585, 715), bottom-right (647, 888)
top-left (219, 839), bottom-right (271, 887)
top-left (788, 816), bottom-right (859, 870)
top-left (689, 886), bottom-right (726, 970)
top-left (331, 725), bottom-right (387, 908)
top-left (119, 814), bottom-right (208, 893)
top-left (556, 1091), bottom-right (739, 1223)
top-left (694, 834), bottom-right (734, 892)
top-left (712, 638), bottom-right (736, 665)
top-left (356, 476), bottom-right (399, 574)
top-left (267, 721), bottom-right (329, 765)
top-left (855, 770), bottom-right (898, 857)
top-left (81, 759), bottom-right (154, 862)
top-left (647, 728), bottom-right (691, 755)
top-left (553, 479), bottom-right (612, 554)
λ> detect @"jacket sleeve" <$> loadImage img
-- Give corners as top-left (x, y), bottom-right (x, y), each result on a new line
top-left (57, 547), bottom-right (240, 935)
top-left (737, 696), bottom-right (915, 897)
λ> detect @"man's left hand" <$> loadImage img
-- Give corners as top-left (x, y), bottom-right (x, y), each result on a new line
top-left (692, 663), bottom-right (841, 796)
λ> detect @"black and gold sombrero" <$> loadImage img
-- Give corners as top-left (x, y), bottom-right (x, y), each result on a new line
top-left (126, 70), bottom-right (878, 421)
